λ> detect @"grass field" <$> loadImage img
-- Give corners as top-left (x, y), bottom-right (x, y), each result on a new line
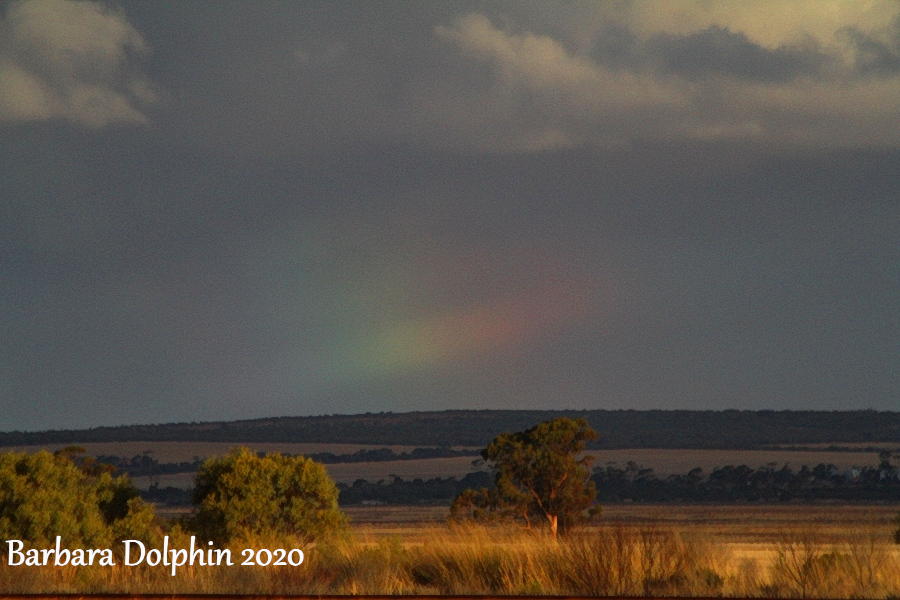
top-left (126, 446), bottom-right (889, 489)
top-left (345, 504), bottom-right (900, 545)
top-left (343, 504), bottom-right (900, 595)
top-left (128, 455), bottom-right (487, 489)
top-left (322, 447), bottom-right (890, 483)
top-left (5, 504), bottom-right (900, 596)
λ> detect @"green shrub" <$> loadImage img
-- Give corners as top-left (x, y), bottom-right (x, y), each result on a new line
top-left (0, 450), bottom-right (157, 549)
top-left (188, 447), bottom-right (346, 544)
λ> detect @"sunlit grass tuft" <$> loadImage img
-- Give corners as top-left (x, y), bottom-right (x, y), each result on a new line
top-left (3, 520), bottom-right (900, 596)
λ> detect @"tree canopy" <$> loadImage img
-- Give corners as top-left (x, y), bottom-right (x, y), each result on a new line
top-left (450, 417), bottom-right (599, 538)
top-left (0, 449), bottom-right (158, 549)
top-left (189, 447), bottom-right (346, 544)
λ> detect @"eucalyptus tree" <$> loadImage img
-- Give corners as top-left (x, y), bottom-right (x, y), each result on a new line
top-left (451, 417), bottom-right (599, 538)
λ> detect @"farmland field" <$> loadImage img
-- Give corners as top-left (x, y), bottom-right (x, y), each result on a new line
top-left (344, 503), bottom-right (900, 592)
top-left (124, 446), bottom-right (889, 489)
top-left (4, 442), bottom-right (890, 491)
top-left (0, 441), bottom-right (444, 462)
top-left (345, 504), bottom-right (900, 545)
top-left (770, 442), bottom-right (900, 449)
top-left (5, 500), bottom-right (900, 596)
top-left (130, 455), bottom-right (486, 489)
top-left (314, 447), bottom-right (887, 485)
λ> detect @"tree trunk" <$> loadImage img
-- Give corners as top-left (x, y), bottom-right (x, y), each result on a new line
top-left (548, 514), bottom-right (558, 540)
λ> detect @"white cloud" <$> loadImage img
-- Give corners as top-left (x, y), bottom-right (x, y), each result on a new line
top-left (428, 10), bottom-right (900, 152)
top-left (429, 14), bottom-right (686, 151)
top-left (436, 14), bottom-right (602, 101)
top-left (0, 0), bottom-right (157, 127)
top-left (101, 3), bottom-right (896, 157)
top-left (615, 0), bottom-right (897, 50)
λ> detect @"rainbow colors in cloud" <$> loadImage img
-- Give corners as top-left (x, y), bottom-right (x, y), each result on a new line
top-left (259, 228), bottom-right (613, 394)
top-left (325, 278), bottom-right (601, 382)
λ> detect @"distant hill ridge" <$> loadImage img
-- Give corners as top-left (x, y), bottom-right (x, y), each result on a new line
top-left (3, 409), bottom-right (900, 449)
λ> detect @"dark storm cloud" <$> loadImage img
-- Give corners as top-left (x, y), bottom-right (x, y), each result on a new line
top-left (3, 132), bottom-right (898, 429)
top-left (592, 24), bottom-right (832, 83)
top-left (1, 1), bottom-right (899, 431)
top-left (6, 1), bottom-right (900, 152)
top-left (841, 16), bottom-right (900, 77)
top-left (647, 26), bottom-right (832, 82)
top-left (24, 2), bottom-right (875, 156)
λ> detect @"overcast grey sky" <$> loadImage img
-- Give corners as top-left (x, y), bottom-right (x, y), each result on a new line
top-left (1, 0), bottom-right (898, 431)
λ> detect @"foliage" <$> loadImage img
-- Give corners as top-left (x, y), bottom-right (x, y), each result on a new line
top-left (338, 472), bottom-right (491, 506)
top-left (0, 450), bottom-right (158, 549)
top-left (450, 417), bottom-right (599, 537)
top-left (593, 460), bottom-right (900, 503)
top-left (188, 447), bottom-right (346, 544)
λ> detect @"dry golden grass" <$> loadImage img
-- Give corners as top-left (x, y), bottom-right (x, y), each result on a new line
top-left (344, 505), bottom-right (451, 524)
top-left (597, 504), bottom-right (900, 545)
top-left (345, 504), bottom-right (900, 545)
top-left (6, 504), bottom-right (900, 596)
top-left (5, 516), bottom-right (900, 597)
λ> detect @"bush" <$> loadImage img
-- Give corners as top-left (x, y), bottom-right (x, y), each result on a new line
top-left (0, 450), bottom-right (158, 550)
top-left (188, 447), bottom-right (346, 544)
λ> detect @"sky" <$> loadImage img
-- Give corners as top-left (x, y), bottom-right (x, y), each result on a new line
top-left (0, 0), bottom-right (898, 431)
